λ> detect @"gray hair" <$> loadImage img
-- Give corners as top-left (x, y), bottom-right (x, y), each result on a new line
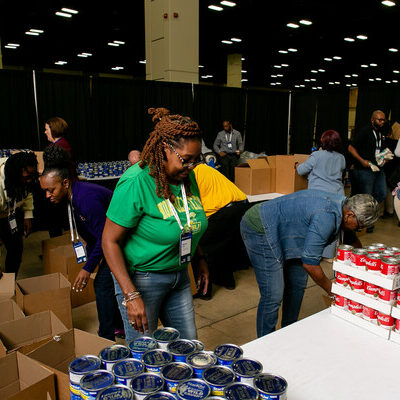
top-left (345, 194), bottom-right (379, 228)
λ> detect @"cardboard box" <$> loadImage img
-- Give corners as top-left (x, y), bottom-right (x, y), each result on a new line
top-left (391, 121), bottom-right (400, 140)
top-left (0, 351), bottom-right (56, 400)
top-left (0, 273), bottom-right (16, 301)
top-left (235, 158), bottom-right (275, 195)
top-left (16, 273), bottom-right (72, 329)
top-left (27, 329), bottom-right (115, 400)
top-left (42, 232), bottom-right (71, 275)
top-left (34, 151), bottom-right (44, 174)
top-left (0, 310), bottom-right (68, 358)
top-left (0, 299), bottom-right (25, 324)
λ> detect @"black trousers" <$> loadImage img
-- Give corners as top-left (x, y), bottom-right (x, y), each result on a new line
top-left (219, 153), bottom-right (239, 182)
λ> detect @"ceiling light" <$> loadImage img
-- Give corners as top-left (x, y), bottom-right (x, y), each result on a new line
top-left (312, 87), bottom-right (318, 90)
top-left (199, 65), bottom-right (204, 68)
top-left (61, 8), bottom-right (78, 14)
top-left (304, 79), bottom-right (310, 82)
top-left (357, 35), bottom-right (368, 40)
top-left (279, 50), bottom-right (288, 54)
top-left (281, 64), bottom-right (289, 67)
top-left (352, 83), bottom-right (357, 86)
top-left (386, 80), bottom-right (392, 83)
top-left (82, 53), bottom-right (92, 56)
top-left (208, 5), bottom-right (223, 11)
top-left (324, 58), bottom-right (332, 61)
top-left (329, 82), bottom-right (334, 85)
top-left (271, 75), bottom-right (277, 78)
top-left (275, 82), bottom-right (281, 85)
top-left (25, 31), bottom-right (39, 36)
top-left (389, 48), bottom-right (399, 52)
top-left (5, 45), bottom-right (18, 49)
top-left (30, 29), bottom-right (44, 33)
top-left (361, 64), bottom-right (369, 68)
top-left (369, 78), bottom-right (375, 81)
top-left (277, 74), bottom-right (283, 77)
top-left (346, 84), bottom-right (351, 87)
top-left (54, 61), bottom-right (67, 65)
top-left (394, 70), bottom-right (400, 73)
top-left (393, 80), bottom-right (399, 83)
top-left (7, 43), bottom-right (20, 47)
top-left (108, 42), bottom-right (119, 46)
top-left (220, 1), bottom-right (236, 6)
top-left (333, 56), bottom-right (342, 60)
top-left (311, 70), bottom-right (318, 73)
top-left (241, 70), bottom-right (247, 73)
top-left (231, 38), bottom-right (242, 42)
top-left (344, 37), bottom-right (355, 42)
top-left (287, 23), bottom-right (299, 28)
top-left (139, 60), bottom-right (146, 64)
top-left (241, 79), bottom-right (248, 82)
top-left (273, 65), bottom-right (282, 68)
top-left (77, 54), bottom-right (88, 58)
top-left (55, 11), bottom-right (72, 17)
top-left (335, 81), bottom-right (340, 84)
top-left (310, 78), bottom-right (316, 81)
top-left (352, 74), bottom-right (358, 77)
top-left (376, 77), bottom-right (382, 81)
top-left (299, 19), bottom-right (312, 25)
top-left (241, 57), bottom-right (245, 61)
top-left (370, 63), bottom-right (378, 66)
top-left (300, 84), bottom-right (305, 87)
top-left (221, 40), bottom-right (233, 44)
top-left (295, 85), bottom-right (300, 88)
top-left (114, 41), bottom-right (125, 45)
top-left (318, 69), bottom-right (325, 72)
top-left (382, 0), bottom-right (396, 6)
top-left (345, 75), bottom-right (351, 78)
top-left (288, 48), bottom-right (298, 52)
top-left (317, 87), bottom-right (322, 89)
top-left (270, 83), bottom-right (276, 86)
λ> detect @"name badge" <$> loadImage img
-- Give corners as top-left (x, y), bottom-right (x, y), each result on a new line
top-left (179, 231), bottom-right (192, 265)
top-left (227, 142), bottom-right (233, 149)
top-left (8, 214), bottom-right (18, 234)
top-left (73, 241), bottom-right (87, 264)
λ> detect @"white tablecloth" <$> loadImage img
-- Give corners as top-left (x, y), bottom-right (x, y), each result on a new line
top-left (246, 193), bottom-right (285, 203)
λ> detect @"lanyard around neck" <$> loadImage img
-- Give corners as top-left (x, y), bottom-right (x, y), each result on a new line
top-left (225, 131), bottom-right (233, 143)
top-left (372, 130), bottom-right (381, 150)
top-left (67, 198), bottom-right (80, 242)
top-left (167, 183), bottom-right (191, 232)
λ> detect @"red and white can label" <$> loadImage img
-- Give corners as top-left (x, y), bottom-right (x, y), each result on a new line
top-left (378, 287), bottom-right (396, 304)
top-left (377, 312), bottom-right (394, 329)
top-left (380, 258), bottom-right (400, 277)
top-left (362, 306), bottom-right (378, 323)
top-left (348, 300), bottom-right (363, 315)
top-left (396, 318), bottom-right (400, 333)
top-left (397, 291), bottom-right (400, 307)
top-left (349, 276), bottom-right (364, 292)
top-left (334, 295), bottom-right (348, 309)
top-left (365, 255), bottom-right (381, 273)
top-left (350, 250), bottom-right (367, 268)
top-left (337, 246), bottom-right (353, 263)
top-left (336, 272), bottom-right (349, 286)
top-left (364, 282), bottom-right (379, 298)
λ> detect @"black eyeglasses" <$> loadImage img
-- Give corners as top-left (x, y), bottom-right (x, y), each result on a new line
top-left (168, 144), bottom-right (205, 168)
top-left (353, 215), bottom-right (363, 232)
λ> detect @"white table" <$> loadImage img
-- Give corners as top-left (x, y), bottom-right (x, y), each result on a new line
top-left (246, 193), bottom-right (285, 203)
top-left (242, 309), bottom-right (399, 399)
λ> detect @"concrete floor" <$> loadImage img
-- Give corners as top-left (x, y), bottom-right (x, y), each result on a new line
top-left (3, 214), bottom-right (400, 350)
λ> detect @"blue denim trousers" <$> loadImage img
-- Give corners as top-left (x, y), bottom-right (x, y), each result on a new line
top-left (240, 219), bottom-right (309, 337)
top-left (113, 268), bottom-right (197, 343)
top-left (352, 168), bottom-right (387, 203)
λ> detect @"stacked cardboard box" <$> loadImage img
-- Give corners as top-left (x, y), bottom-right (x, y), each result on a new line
top-left (0, 299), bottom-right (24, 324)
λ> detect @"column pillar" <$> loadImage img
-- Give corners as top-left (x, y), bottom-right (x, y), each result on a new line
top-left (227, 53), bottom-right (242, 87)
top-left (0, 38), bottom-right (3, 69)
top-left (144, 0), bottom-right (199, 84)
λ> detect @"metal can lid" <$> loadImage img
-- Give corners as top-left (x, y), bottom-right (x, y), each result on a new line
top-left (167, 339), bottom-right (197, 356)
top-left (338, 244), bottom-right (353, 250)
top-left (80, 370), bottom-right (115, 391)
top-left (203, 365), bottom-right (235, 385)
top-left (69, 355), bottom-right (101, 374)
top-left (187, 351), bottom-right (217, 369)
top-left (365, 245), bottom-right (380, 251)
top-left (128, 336), bottom-right (158, 353)
top-left (231, 358), bottom-right (263, 377)
top-left (160, 362), bottom-right (193, 382)
top-left (142, 349), bottom-right (173, 366)
top-left (176, 378), bottom-right (211, 400)
top-left (191, 340), bottom-right (204, 352)
top-left (254, 373), bottom-right (288, 395)
top-left (153, 327), bottom-right (180, 342)
top-left (99, 345), bottom-right (131, 362)
top-left (381, 257), bottom-right (400, 265)
top-left (224, 382), bottom-right (259, 400)
top-left (130, 373), bottom-right (165, 394)
top-left (366, 253), bottom-right (381, 260)
top-left (96, 384), bottom-right (133, 400)
top-left (352, 248), bottom-right (367, 255)
top-left (371, 243), bottom-right (386, 248)
top-left (143, 391), bottom-right (177, 400)
top-left (214, 344), bottom-right (243, 361)
top-left (112, 358), bottom-right (144, 378)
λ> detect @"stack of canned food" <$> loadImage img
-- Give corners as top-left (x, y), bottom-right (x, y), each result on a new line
top-left (69, 327), bottom-right (288, 400)
top-left (0, 149), bottom-right (13, 157)
top-left (78, 161), bottom-right (131, 179)
top-left (335, 242), bottom-right (400, 331)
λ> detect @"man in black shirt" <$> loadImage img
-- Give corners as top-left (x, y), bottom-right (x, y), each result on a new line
top-left (348, 110), bottom-right (387, 232)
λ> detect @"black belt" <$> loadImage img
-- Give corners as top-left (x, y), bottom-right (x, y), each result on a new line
top-left (224, 199), bottom-right (249, 208)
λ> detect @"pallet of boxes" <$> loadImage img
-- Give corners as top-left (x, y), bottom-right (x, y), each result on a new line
top-left (331, 243), bottom-right (400, 342)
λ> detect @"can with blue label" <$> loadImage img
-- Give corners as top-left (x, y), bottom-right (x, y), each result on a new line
top-left (202, 365), bottom-right (235, 396)
top-left (69, 355), bottom-right (102, 400)
top-left (186, 351), bottom-right (217, 379)
top-left (130, 372), bottom-right (165, 400)
top-left (231, 358), bottom-right (263, 386)
top-left (191, 340), bottom-right (204, 352)
top-left (253, 373), bottom-right (288, 400)
top-left (167, 339), bottom-right (196, 363)
top-left (143, 391), bottom-right (177, 400)
top-left (224, 382), bottom-right (259, 400)
top-left (142, 349), bottom-right (173, 374)
top-left (160, 362), bottom-right (193, 393)
top-left (112, 358), bottom-right (145, 387)
top-left (128, 336), bottom-right (158, 360)
top-left (175, 378), bottom-right (211, 400)
top-left (153, 327), bottom-right (180, 350)
top-left (96, 384), bottom-right (134, 400)
top-left (99, 344), bottom-right (131, 372)
top-left (214, 344), bottom-right (243, 367)
top-left (80, 369), bottom-right (115, 400)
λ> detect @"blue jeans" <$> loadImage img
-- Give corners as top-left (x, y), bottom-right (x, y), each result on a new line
top-left (240, 219), bottom-right (309, 337)
top-left (352, 168), bottom-right (387, 203)
top-left (113, 268), bottom-right (197, 343)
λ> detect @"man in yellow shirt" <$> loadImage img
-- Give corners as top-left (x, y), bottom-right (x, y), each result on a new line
top-left (193, 163), bottom-right (250, 299)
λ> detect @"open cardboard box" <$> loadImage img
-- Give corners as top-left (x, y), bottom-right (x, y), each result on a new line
top-left (27, 329), bottom-right (115, 400)
top-left (0, 273), bottom-right (16, 301)
top-left (0, 351), bottom-right (56, 400)
top-left (0, 310), bottom-right (68, 358)
top-left (0, 299), bottom-right (25, 324)
top-left (16, 273), bottom-right (72, 329)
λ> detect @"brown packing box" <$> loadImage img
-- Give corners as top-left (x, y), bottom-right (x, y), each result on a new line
top-left (0, 273), bottom-right (16, 301)
top-left (0, 310), bottom-right (68, 358)
top-left (234, 158), bottom-right (274, 195)
top-left (27, 329), bottom-right (115, 400)
top-left (392, 121), bottom-right (400, 140)
top-left (0, 351), bottom-right (56, 400)
top-left (16, 273), bottom-right (73, 329)
top-left (42, 232), bottom-right (72, 275)
top-left (0, 299), bottom-right (25, 324)
top-left (34, 151), bottom-right (44, 174)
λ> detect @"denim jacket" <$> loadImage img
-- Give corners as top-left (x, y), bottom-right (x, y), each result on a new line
top-left (258, 189), bottom-right (346, 266)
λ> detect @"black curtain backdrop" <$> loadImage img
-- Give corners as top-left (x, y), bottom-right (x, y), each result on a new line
top-left (245, 89), bottom-right (289, 155)
top-left (0, 70), bottom-right (38, 149)
top-left (290, 91), bottom-right (317, 154)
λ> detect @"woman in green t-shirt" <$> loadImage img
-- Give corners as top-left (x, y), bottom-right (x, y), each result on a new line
top-left (102, 107), bottom-right (209, 342)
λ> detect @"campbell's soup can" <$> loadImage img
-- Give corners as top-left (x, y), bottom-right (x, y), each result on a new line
top-left (349, 276), bottom-right (364, 293)
top-left (381, 250), bottom-right (395, 259)
top-left (350, 248), bottom-right (368, 269)
top-left (334, 295), bottom-right (348, 310)
top-left (364, 282), bottom-right (379, 298)
top-left (387, 246), bottom-right (400, 255)
top-left (365, 253), bottom-right (381, 274)
top-left (348, 300), bottom-right (363, 316)
top-left (377, 312), bottom-right (394, 329)
top-left (378, 287), bottom-right (397, 305)
top-left (380, 257), bottom-right (400, 277)
top-left (396, 319), bottom-right (400, 333)
top-left (362, 306), bottom-right (378, 324)
top-left (335, 272), bottom-right (349, 286)
top-left (364, 245), bottom-right (380, 254)
top-left (371, 243), bottom-right (386, 251)
top-left (397, 291), bottom-right (400, 307)
top-left (337, 245), bottom-right (353, 264)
